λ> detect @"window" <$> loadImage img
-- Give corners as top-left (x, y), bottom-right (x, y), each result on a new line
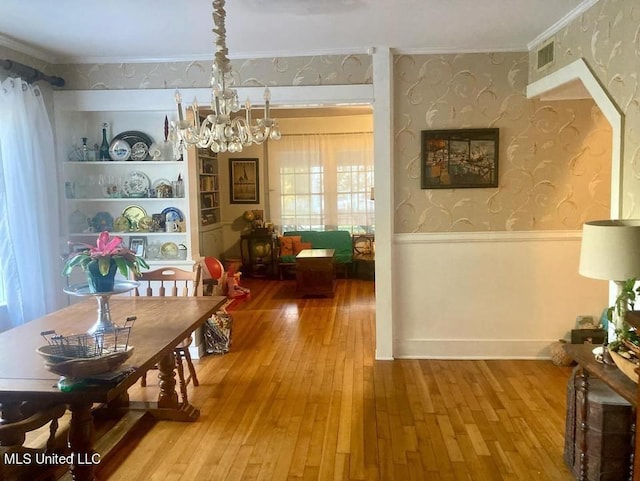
top-left (268, 132), bottom-right (374, 234)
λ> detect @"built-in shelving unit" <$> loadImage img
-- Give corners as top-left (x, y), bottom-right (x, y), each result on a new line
top-left (53, 90), bottom-right (201, 270)
top-left (190, 146), bottom-right (225, 259)
top-left (63, 160), bottom-right (190, 267)
top-left (197, 149), bottom-right (221, 228)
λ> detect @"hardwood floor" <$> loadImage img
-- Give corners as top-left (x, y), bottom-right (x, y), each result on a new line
top-left (104, 278), bottom-right (575, 481)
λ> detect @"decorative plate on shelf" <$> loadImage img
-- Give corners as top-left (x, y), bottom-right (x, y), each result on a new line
top-left (146, 243), bottom-right (161, 259)
top-left (122, 205), bottom-right (147, 230)
top-left (161, 242), bottom-right (179, 259)
top-left (114, 216), bottom-right (131, 232)
top-left (113, 131), bottom-right (153, 147)
top-left (108, 139), bottom-right (131, 161)
top-left (138, 215), bottom-right (153, 231)
top-left (122, 171), bottom-right (150, 198)
top-left (161, 207), bottom-right (184, 223)
top-left (69, 209), bottom-right (89, 233)
top-left (91, 211), bottom-right (114, 232)
top-left (113, 131), bottom-right (153, 160)
top-left (130, 142), bottom-right (149, 161)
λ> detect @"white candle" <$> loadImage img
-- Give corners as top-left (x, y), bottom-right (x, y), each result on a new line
top-left (175, 90), bottom-right (184, 122)
top-left (263, 87), bottom-right (271, 119)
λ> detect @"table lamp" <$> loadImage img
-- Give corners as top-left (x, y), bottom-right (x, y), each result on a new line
top-left (579, 219), bottom-right (640, 340)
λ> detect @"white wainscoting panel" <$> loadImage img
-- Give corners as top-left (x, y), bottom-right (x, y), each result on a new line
top-left (392, 231), bottom-right (608, 359)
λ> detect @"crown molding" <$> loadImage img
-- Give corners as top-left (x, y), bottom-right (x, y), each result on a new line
top-left (0, 34), bottom-right (57, 64)
top-left (55, 47), bottom-right (372, 65)
top-left (395, 45), bottom-right (527, 56)
top-left (527, 0), bottom-right (600, 51)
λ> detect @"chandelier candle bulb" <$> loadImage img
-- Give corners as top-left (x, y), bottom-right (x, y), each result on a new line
top-left (175, 90), bottom-right (184, 123)
top-left (192, 98), bottom-right (200, 129)
top-left (214, 88), bottom-right (221, 116)
top-left (264, 87), bottom-right (271, 119)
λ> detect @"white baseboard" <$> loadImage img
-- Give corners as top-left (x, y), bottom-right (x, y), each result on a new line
top-left (394, 338), bottom-right (559, 360)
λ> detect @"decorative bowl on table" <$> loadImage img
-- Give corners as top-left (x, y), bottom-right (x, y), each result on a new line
top-left (36, 345), bottom-right (134, 379)
top-left (625, 310), bottom-right (640, 330)
top-left (608, 347), bottom-right (639, 383)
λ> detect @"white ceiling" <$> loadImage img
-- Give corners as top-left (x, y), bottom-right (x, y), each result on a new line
top-left (0, 0), bottom-right (590, 64)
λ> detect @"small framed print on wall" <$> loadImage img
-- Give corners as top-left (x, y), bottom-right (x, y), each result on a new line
top-left (229, 158), bottom-right (259, 204)
top-left (421, 128), bottom-right (499, 189)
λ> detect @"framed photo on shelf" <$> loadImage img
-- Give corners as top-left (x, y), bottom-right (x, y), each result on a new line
top-left (129, 236), bottom-right (147, 258)
top-left (421, 128), bottom-right (499, 189)
top-left (229, 158), bottom-right (259, 204)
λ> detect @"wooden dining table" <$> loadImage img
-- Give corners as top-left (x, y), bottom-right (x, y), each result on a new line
top-left (0, 295), bottom-right (226, 481)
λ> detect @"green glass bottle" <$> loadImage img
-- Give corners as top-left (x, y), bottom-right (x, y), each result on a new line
top-left (99, 123), bottom-right (110, 160)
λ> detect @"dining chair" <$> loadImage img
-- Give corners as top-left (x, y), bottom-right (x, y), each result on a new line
top-left (133, 264), bottom-right (202, 404)
top-left (0, 402), bottom-right (67, 479)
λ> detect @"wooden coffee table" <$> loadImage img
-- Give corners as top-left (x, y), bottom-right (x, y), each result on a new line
top-left (296, 249), bottom-right (336, 297)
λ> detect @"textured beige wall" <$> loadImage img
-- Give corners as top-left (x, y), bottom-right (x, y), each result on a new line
top-left (394, 52), bottom-right (612, 233)
top-left (51, 55), bottom-right (372, 90)
top-left (528, 0), bottom-right (640, 217)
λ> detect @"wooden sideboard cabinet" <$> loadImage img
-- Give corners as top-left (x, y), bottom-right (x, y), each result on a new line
top-left (563, 344), bottom-right (638, 481)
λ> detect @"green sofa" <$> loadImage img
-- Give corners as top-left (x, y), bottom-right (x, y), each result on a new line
top-left (278, 230), bottom-right (353, 279)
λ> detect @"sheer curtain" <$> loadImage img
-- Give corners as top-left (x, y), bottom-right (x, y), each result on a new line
top-left (0, 77), bottom-right (65, 328)
top-left (267, 132), bottom-right (374, 233)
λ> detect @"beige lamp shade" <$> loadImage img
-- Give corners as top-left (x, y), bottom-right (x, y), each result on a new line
top-left (579, 220), bottom-right (640, 281)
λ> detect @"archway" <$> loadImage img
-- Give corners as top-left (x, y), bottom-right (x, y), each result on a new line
top-left (526, 58), bottom-right (623, 218)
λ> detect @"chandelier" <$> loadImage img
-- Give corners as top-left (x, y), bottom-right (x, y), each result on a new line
top-left (174, 0), bottom-right (281, 153)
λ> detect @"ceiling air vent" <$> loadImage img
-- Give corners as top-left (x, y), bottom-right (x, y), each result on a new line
top-left (537, 40), bottom-right (555, 70)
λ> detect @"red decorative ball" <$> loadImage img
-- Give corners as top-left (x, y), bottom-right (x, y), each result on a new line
top-left (204, 257), bottom-right (224, 280)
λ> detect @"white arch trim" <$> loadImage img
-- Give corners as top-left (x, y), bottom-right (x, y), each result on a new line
top-left (526, 58), bottom-right (623, 218)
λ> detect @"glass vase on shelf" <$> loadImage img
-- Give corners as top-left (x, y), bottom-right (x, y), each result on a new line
top-left (99, 123), bottom-right (110, 161)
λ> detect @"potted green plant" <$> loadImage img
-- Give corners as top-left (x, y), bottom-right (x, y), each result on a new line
top-left (62, 231), bottom-right (149, 293)
top-left (605, 278), bottom-right (640, 380)
top-left (607, 278), bottom-right (640, 342)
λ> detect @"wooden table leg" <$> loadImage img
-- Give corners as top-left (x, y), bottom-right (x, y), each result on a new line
top-left (146, 351), bottom-right (200, 422)
top-left (157, 351), bottom-right (179, 409)
top-left (68, 401), bottom-right (97, 481)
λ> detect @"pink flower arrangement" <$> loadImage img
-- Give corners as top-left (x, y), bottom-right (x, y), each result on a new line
top-left (62, 231), bottom-right (149, 278)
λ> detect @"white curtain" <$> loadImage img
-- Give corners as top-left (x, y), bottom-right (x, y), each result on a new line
top-left (267, 132), bottom-right (374, 233)
top-left (0, 77), bottom-right (65, 328)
